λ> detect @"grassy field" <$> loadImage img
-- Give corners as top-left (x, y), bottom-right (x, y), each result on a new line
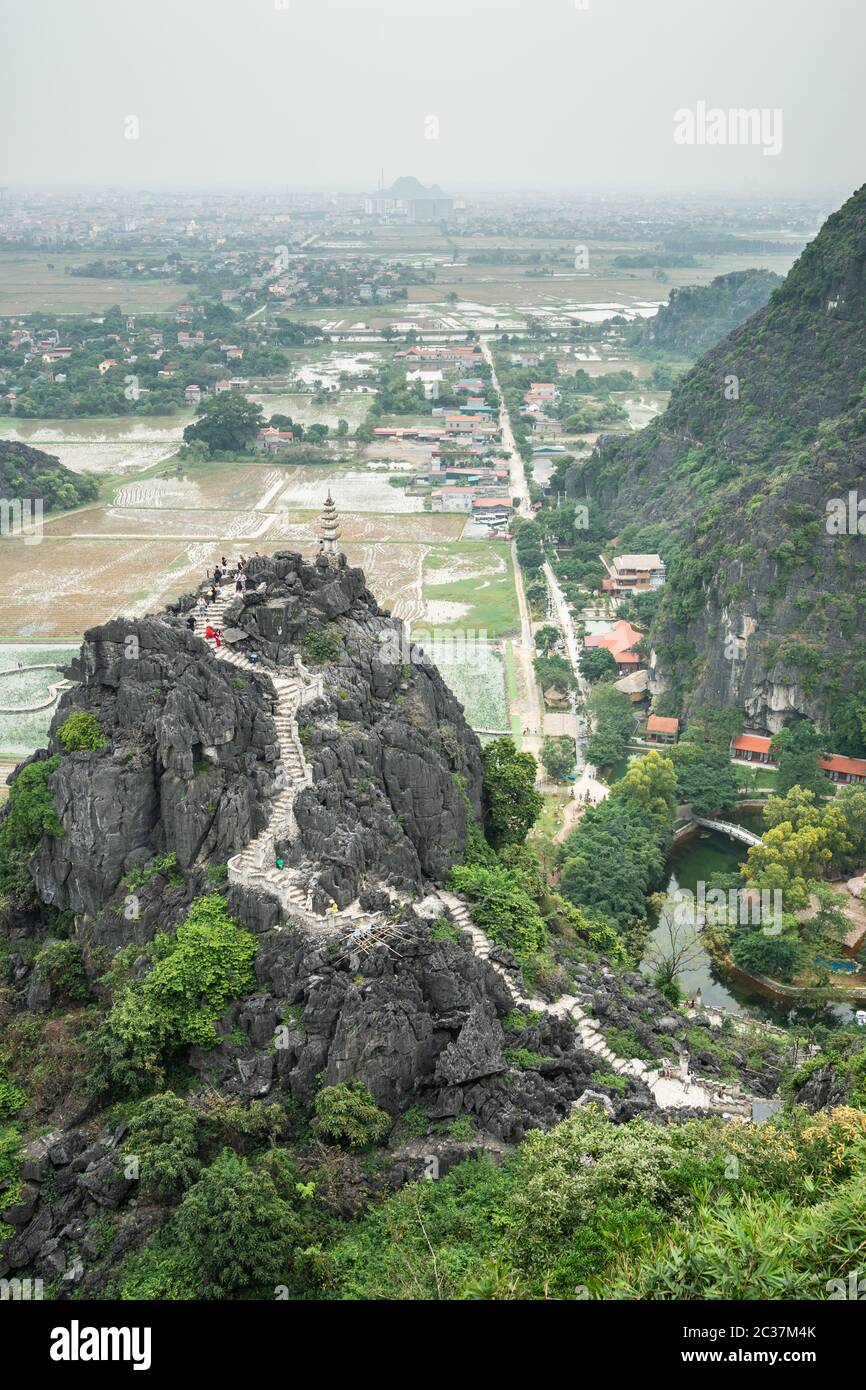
top-left (0, 250), bottom-right (188, 315)
top-left (421, 541), bottom-right (519, 638)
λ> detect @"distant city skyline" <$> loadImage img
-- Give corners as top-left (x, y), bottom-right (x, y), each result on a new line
top-left (1, 0), bottom-right (863, 195)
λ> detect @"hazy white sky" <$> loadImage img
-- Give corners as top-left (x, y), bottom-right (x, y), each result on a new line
top-left (1, 0), bottom-right (862, 194)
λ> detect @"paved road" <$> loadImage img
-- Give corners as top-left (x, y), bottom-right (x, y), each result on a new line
top-left (480, 335), bottom-right (541, 748)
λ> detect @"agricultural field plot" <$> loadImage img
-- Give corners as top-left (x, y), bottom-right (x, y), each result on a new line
top-left (272, 465), bottom-right (427, 513)
top-left (250, 391), bottom-right (372, 429)
top-left (0, 416), bottom-right (188, 476)
top-left (0, 251), bottom-right (188, 316)
top-left (0, 535), bottom-right (192, 636)
top-left (267, 510), bottom-right (463, 545)
top-left (120, 463), bottom-right (290, 512)
top-left (424, 643), bottom-right (509, 734)
top-left (0, 643), bottom-right (79, 757)
top-left (421, 542), bottom-right (519, 637)
top-left (43, 505), bottom-right (279, 542)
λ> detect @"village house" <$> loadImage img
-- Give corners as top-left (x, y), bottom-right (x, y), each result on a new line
top-left (432, 486), bottom-right (475, 514)
top-left (729, 734), bottom-right (775, 765)
top-left (613, 669), bottom-right (649, 703)
top-left (529, 382), bottom-right (559, 402)
top-left (177, 331), bottom-right (205, 349)
top-left (584, 619), bottom-right (644, 675)
top-left (472, 496), bottom-right (514, 526)
top-left (405, 368), bottom-right (443, 400)
top-left (184, 384), bottom-right (202, 406)
top-left (98, 359), bottom-right (119, 375)
top-left (602, 553), bottom-right (667, 596)
top-left (646, 714), bottom-right (680, 744)
top-left (254, 428), bottom-right (295, 455)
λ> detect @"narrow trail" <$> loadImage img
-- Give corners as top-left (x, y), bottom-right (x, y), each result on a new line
top-left (437, 888), bottom-right (757, 1117)
top-left (192, 585), bottom-right (322, 916)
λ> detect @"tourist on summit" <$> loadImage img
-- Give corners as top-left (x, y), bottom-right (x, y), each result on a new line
top-left (214, 629), bottom-right (223, 649)
top-left (197, 596), bottom-right (207, 619)
top-left (213, 565), bottom-right (222, 585)
top-left (204, 623), bottom-right (217, 642)
top-left (209, 583), bottom-right (217, 604)
top-left (186, 614), bottom-right (196, 634)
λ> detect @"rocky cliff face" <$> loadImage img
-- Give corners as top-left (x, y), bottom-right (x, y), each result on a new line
top-left (576, 183), bottom-right (866, 734)
top-left (19, 548), bottom-right (483, 929)
top-left (192, 549), bottom-right (484, 906)
top-left (633, 267), bottom-right (782, 358)
top-left (31, 617), bottom-right (280, 919)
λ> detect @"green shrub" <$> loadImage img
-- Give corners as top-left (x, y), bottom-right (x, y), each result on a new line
top-left (173, 1149), bottom-right (302, 1298)
top-left (123, 1093), bottom-right (202, 1201)
top-left (57, 711), bottom-right (108, 752)
top-left (504, 1048), bottom-right (553, 1070)
top-left (302, 627), bottom-right (342, 664)
top-left (35, 939), bottom-right (88, 1000)
top-left (448, 863), bottom-right (548, 969)
top-left (312, 1081), bottom-right (391, 1150)
top-left (0, 1069), bottom-right (27, 1120)
top-left (89, 894), bottom-right (257, 1096)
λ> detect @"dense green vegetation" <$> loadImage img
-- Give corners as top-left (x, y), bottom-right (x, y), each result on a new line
top-left (88, 894), bottom-right (258, 1096)
top-left (0, 440), bottom-right (98, 512)
top-left (0, 756), bottom-right (63, 903)
top-left (558, 752), bottom-right (677, 945)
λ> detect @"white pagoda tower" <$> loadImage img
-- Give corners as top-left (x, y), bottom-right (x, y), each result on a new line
top-left (319, 491), bottom-right (342, 560)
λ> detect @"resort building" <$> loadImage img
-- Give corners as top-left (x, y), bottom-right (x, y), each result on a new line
top-left (601, 553), bottom-right (667, 596)
top-left (730, 734), bottom-right (775, 764)
top-left (646, 715), bottom-right (679, 744)
top-left (820, 754), bottom-right (866, 785)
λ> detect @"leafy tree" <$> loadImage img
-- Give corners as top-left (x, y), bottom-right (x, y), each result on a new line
top-left (665, 741), bottom-right (739, 816)
top-left (541, 736), bottom-right (575, 783)
top-left (534, 625), bottom-right (560, 655)
top-left (449, 862), bottom-right (548, 968)
top-left (90, 895), bottom-right (258, 1095)
top-left (182, 393), bottom-right (265, 454)
top-left (772, 719), bottom-right (828, 799)
top-left (35, 939), bottom-right (88, 1000)
top-left (173, 1149), bottom-right (301, 1298)
top-left (730, 930), bottom-right (800, 981)
top-left (124, 1093), bottom-right (201, 1201)
top-left (585, 684), bottom-right (634, 768)
top-left (558, 753), bottom-right (675, 935)
top-left (312, 1082), bottom-right (392, 1150)
top-left (481, 739), bottom-right (543, 848)
top-left (579, 646), bottom-right (617, 684)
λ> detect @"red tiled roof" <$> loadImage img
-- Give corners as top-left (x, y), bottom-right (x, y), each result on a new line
top-left (647, 715), bottom-right (679, 735)
top-left (731, 735), bottom-right (773, 755)
top-left (821, 755), bottom-right (866, 777)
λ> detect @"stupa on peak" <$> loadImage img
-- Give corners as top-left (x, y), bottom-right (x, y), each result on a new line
top-left (319, 491), bottom-right (342, 559)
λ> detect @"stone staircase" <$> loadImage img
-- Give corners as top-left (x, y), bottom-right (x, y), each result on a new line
top-left (193, 585), bottom-right (320, 917)
top-left (437, 889), bottom-right (759, 1115)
